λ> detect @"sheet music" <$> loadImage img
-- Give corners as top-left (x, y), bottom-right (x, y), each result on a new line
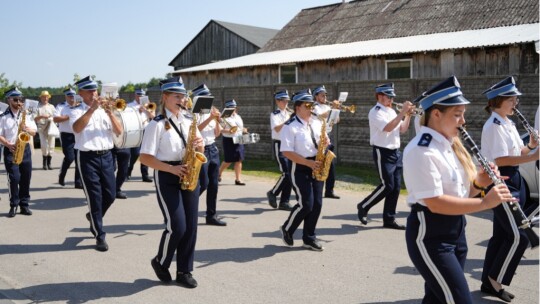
top-left (338, 92), bottom-right (348, 102)
top-left (139, 96), bottom-right (149, 106)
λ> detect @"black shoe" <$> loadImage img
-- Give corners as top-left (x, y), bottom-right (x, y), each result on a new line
top-left (357, 206), bottom-right (368, 225)
top-left (59, 176), bottom-right (65, 186)
top-left (218, 176), bottom-right (222, 182)
top-left (383, 220), bottom-right (406, 230)
top-left (324, 192), bottom-right (340, 199)
top-left (235, 180), bottom-right (246, 186)
top-left (8, 207), bottom-right (16, 218)
top-left (75, 183), bottom-right (83, 189)
top-left (96, 239), bottom-right (109, 252)
top-left (481, 282), bottom-right (514, 302)
top-left (206, 216), bottom-right (227, 226)
top-left (126, 175), bottom-right (131, 181)
top-left (280, 225), bottom-right (294, 247)
top-left (151, 257), bottom-right (172, 283)
top-left (278, 202), bottom-right (294, 211)
top-left (176, 272), bottom-right (198, 288)
top-left (142, 176), bottom-right (153, 183)
top-left (116, 191), bottom-right (127, 199)
top-left (302, 240), bottom-right (324, 251)
top-left (20, 206), bottom-right (32, 216)
top-left (267, 191), bottom-right (277, 208)
top-left (86, 212), bottom-right (91, 222)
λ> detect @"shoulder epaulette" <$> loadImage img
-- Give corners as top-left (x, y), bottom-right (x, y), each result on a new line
top-left (493, 117), bottom-right (501, 125)
top-left (153, 114), bottom-right (165, 121)
top-left (285, 115), bottom-right (297, 125)
top-left (375, 105), bottom-right (381, 111)
top-left (272, 109), bottom-right (280, 115)
top-left (418, 133), bottom-right (432, 147)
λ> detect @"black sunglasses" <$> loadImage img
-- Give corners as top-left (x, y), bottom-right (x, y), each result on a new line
top-left (11, 97), bottom-right (25, 103)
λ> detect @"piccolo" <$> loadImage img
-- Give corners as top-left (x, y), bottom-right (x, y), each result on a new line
top-left (458, 126), bottom-right (539, 248)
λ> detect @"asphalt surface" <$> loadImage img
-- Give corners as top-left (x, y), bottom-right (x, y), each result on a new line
top-left (0, 153), bottom-right (538, 303)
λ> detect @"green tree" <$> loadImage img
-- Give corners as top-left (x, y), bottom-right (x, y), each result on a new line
top-left (0, 73), bottom-right (23, 99)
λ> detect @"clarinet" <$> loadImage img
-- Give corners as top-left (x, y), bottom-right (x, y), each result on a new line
top-left (513, 107), bottom-right (539, 143)
top-left (458, 127), bottom-right (539, 248)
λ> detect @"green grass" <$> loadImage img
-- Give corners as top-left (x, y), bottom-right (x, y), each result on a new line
top-left (231, 159), bottom-right (394, 193)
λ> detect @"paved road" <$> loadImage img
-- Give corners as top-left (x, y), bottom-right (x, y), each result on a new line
top-left (0, 153), bottom-right (538, 303)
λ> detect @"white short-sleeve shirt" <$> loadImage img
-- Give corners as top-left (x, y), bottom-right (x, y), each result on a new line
top-left (127, 100), bottom-right (150, 128)
top-left (481, 112), bottom-right (522, 162)
top-left (280, 115), bottom-right (324, 158)
top-left (0, 109), bottom-right (38, 144)
top-left (140, 109), bottom-right (201, 162)
top-left (403, 126), bottom-right (470, 207)
top-left (196, 112), bottom-right (218, 146)
top-left (69, 102), bottom-right (114, 151)
top-left (270, 109), bottom-right (291, 140)
top-left (54, 101), bottom-right (73, 133)
top-left (221, 113), bottom-right (244, 138)
top-left (368, 102), bottom-right (401, 149)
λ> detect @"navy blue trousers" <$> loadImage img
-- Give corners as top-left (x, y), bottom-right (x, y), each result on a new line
top-left (59, 132), bottom-right (81, 186)
top-left (154, 166), bottom-right (199, 272)
top-left (324, 143), bottom-right (336, 195)
top-left (199, 143), bottom-right (220, 217)
top-left (283, 161), bottom-right (323, 243)
top-left (482, 166), bottom-right (529, 286)
top-left (357, 146), bottom-right (402, 223)
top-left (406, 205), bottom-right (472, 304)
top-left (112, 147), bottom-right (130, 192)
top-left (270, 140), bottom-right (295, 203)
top-left (4, 145), bottom-right (32, 208)
top-left (77, 150), bottom-right (116, 241)
top-left (128, 146), bottom-right (149, 178)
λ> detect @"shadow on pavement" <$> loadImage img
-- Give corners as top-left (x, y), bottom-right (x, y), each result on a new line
top-left (0, 279), bottom-right (157, 303)
top-left (30, 197), bottom-right (87, 211)
top-left (195, 244), bottom-right (299, 268)
top-left (0, 237), bottom-right (93, 255)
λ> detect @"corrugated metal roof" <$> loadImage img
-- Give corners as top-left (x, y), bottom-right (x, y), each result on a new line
top-left (177, 23), bottom-right (539, 73)
top-left (214, 20), bottom-right (279, 48)
top-left (260, 0), bottom-right (539, 52)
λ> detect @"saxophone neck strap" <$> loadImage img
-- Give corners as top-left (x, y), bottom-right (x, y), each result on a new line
top-left (308, 124), bottom-right (318, 149)
top-left (168, 117), bottom-right (187, 147)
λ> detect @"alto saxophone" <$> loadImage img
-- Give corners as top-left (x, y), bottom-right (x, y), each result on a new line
top-left (14, 110), bottom-right (30, 165)
top-left (180, 114), bottom-right (208, 191)
top-left (312, 116), bottom-right (336, 181)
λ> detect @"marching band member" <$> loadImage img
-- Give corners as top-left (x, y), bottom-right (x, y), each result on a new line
top-left (112, 147), bottom-right (130, 199)
top-left (357, 83), bottom-right (413, 230)
top-left (192, 84), bottom-right (226, 226)
top-left (34, 90), bottom-right (56, 170)
top-left (480, 76), bottom-right (538, 302)
top-left (0, 87), bottom-right (37, 217)
top-left (140, 76), bottom-right (203, 288)
top-left (69, 76), bottom-right (123, 252)
top-left (266, 90), bottom-right (294, 211)
top-left (127, 88), bottom-right (154, 182)
top-left (54, 86), bottom-right (82, 188)
top-left (312, 85), bottom-right (340, 199)
top-left (403, 76), bottom-right (512, 303)
top-left (218, 99), bottom-right (247, 185)
top-left (279, 89), bottom-right (328, 251)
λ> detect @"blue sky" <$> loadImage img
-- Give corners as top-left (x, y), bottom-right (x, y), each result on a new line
top-left (1, 0), bottom-right (336, 88)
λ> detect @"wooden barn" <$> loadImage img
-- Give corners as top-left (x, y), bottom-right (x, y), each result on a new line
top-left (174, 0), bottom-right (539, 87)
top-left (168, 0), bottom-right (539, 165)
top-left (168, 20), bottom-right (279, 70)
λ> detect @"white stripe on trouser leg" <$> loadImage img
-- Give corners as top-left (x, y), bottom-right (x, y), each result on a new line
top-left (271, 141), bottom-right (285, 193)
top-left (285, 162), bottom-right (303, 232)
top-left (360, 148), bottom-right (386, 209)
top-left (155, 171), bottom-right (173, 265)
top-left (496, 203), bottom-right (521, 283)
top-left (416, 211), bottom-right (455, 304)
top-left (77, 150), bottom-right (97, 236)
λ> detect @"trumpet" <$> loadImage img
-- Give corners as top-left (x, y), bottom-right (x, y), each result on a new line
top-left (144, 102), bottom-right (157, 111)
top-left (394, 102), bottom-right (423, 116)
top-left (333, 102), bottom-right (356, 114)
top-left (218, 117), bottom-right (238, 133)
top-left (100, 97), bottom-right (126, 112)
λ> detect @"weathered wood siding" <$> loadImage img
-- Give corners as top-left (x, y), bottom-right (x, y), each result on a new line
top-left (171, 21), bottom-right (260, 70)
top-left (179, 44), bottom-right (538, 89)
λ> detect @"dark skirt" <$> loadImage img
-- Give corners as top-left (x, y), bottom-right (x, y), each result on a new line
top-left (222, 137), bottom-right (244, 163)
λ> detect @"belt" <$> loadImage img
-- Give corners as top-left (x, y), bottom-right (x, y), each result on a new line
top-left (163, 161), bottom-right (182, 165)
top-left (306, 156), bottom-right (316, 160)
top-left (411, 203), bottom-right (428, 212)
top-left (272, 139), bottom-right (281, 143)
top-left (81, 150), bottom-right (110, 155)
top-left (373, 145), bottom-right (398, 152)
top-left (204, 143), bottom-right (216, 148)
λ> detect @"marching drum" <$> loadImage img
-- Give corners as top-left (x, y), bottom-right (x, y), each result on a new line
top-left (232, 133), bottom-right (260, 145)
top-left (113, 107), bottom-right (144, 149)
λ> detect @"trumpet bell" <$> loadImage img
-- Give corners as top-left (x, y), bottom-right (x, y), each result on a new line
top-left (144, 102), bottom-right (156, 111)
top-left (115, 99), bottom-right (126, 111)
top-left (342, 105), bottom-right (356, 114)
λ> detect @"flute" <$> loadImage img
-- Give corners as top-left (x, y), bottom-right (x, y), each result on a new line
top-left (458, 126), bottom-right (539, 248)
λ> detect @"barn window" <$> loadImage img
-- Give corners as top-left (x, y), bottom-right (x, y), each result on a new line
top-left (279, 64), bottom-right (297, 84)
top-left (385, 59), bottom-right (412, 79)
